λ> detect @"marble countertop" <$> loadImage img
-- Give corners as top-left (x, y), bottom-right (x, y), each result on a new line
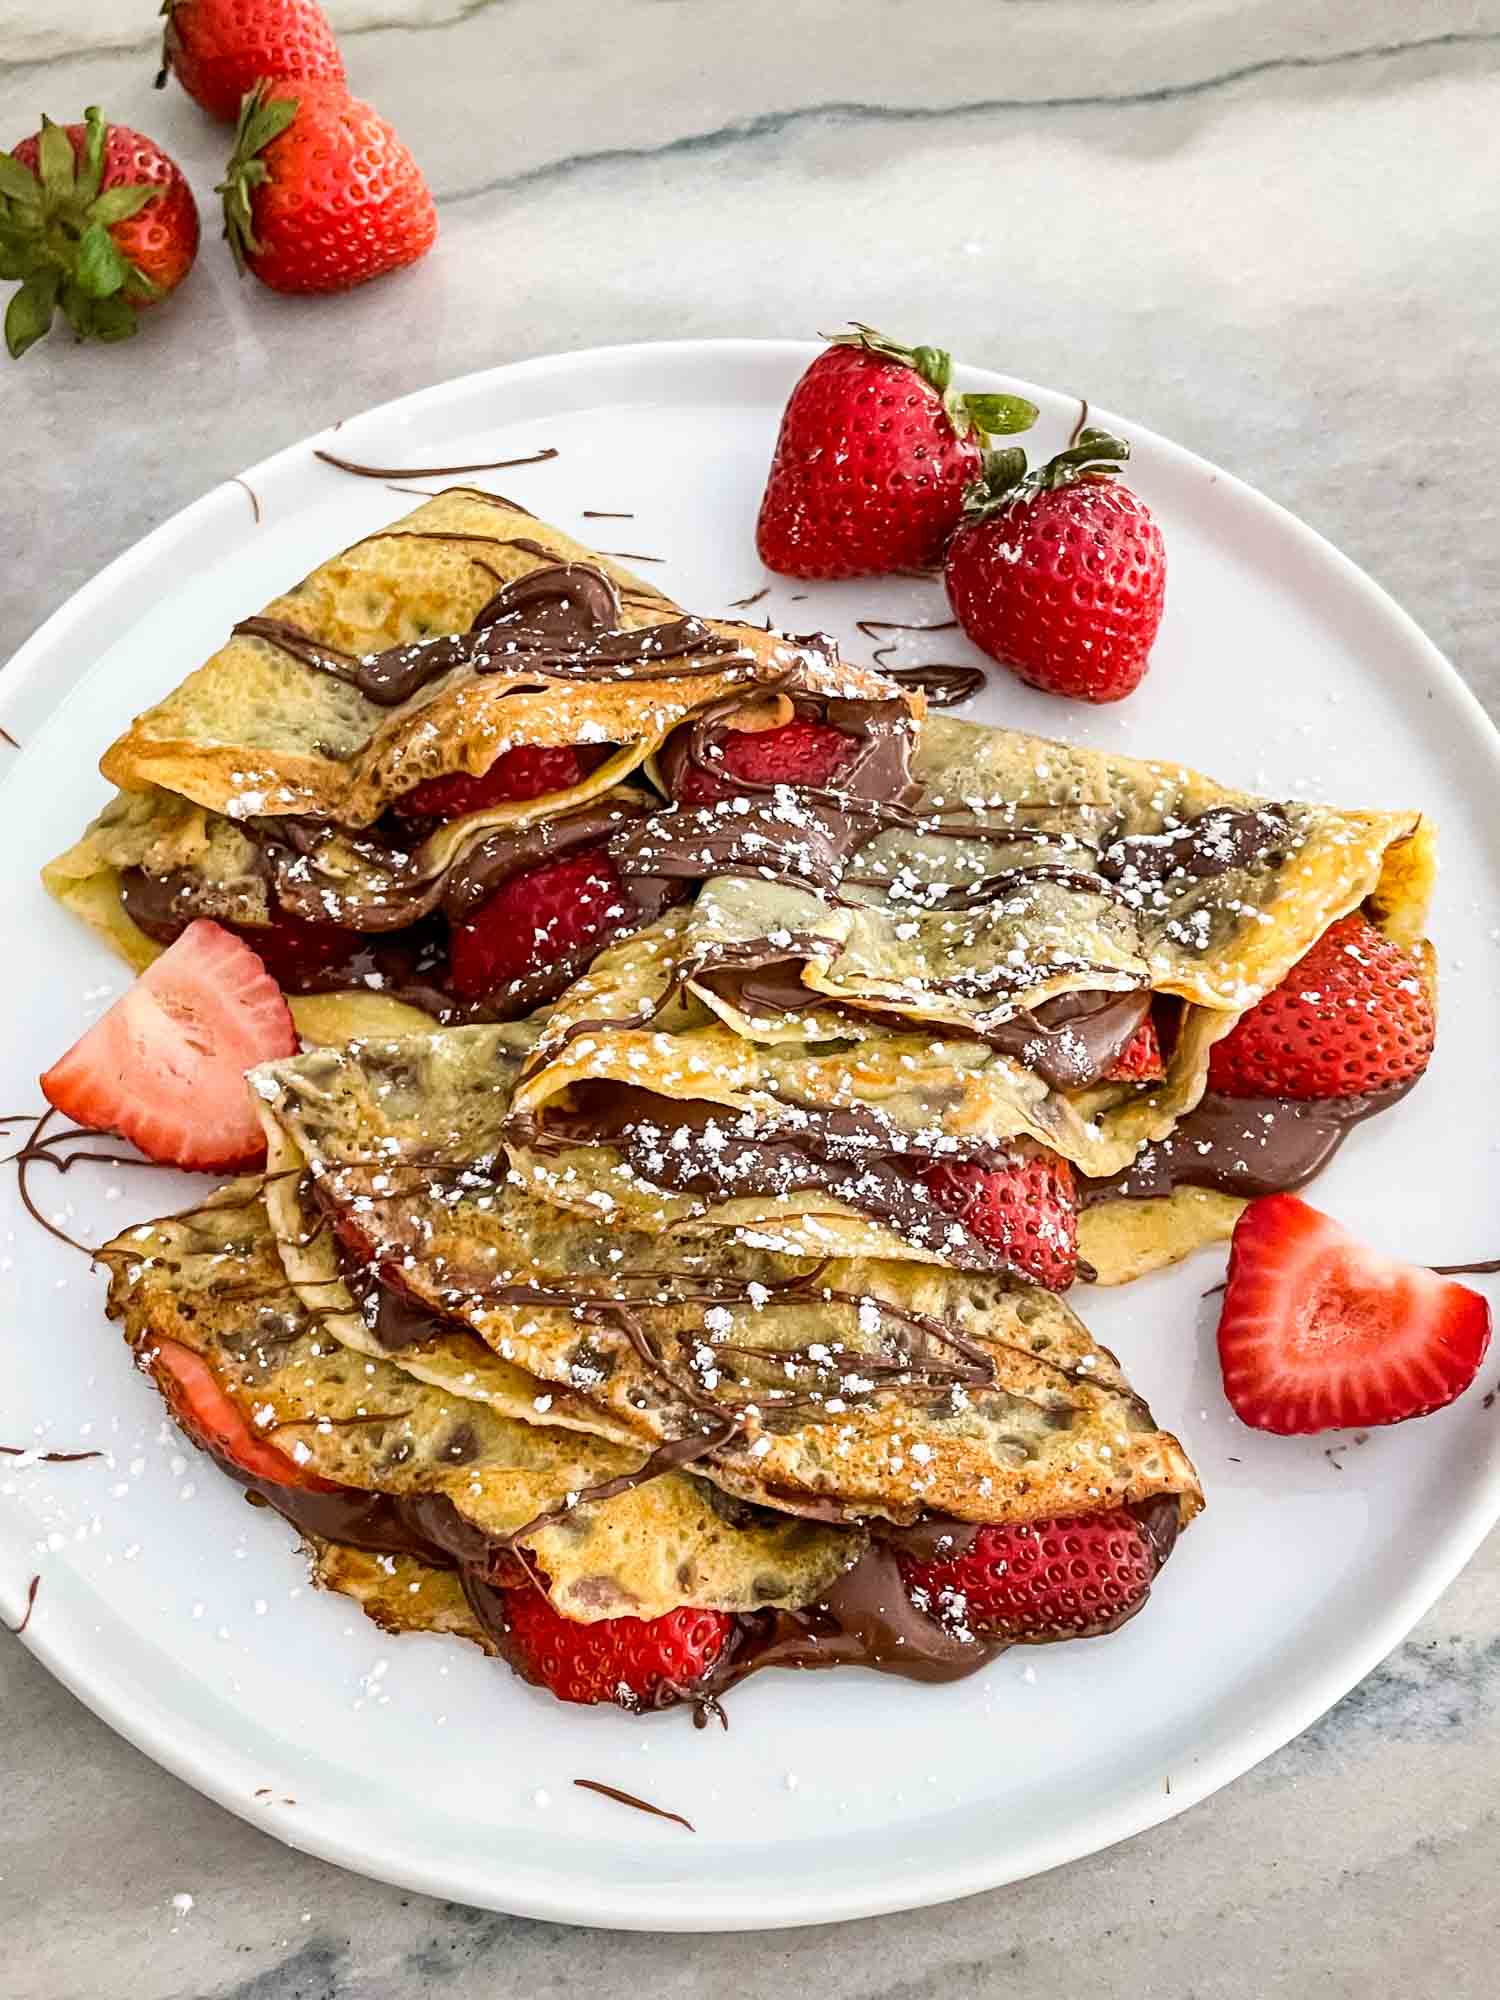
top-left (3, 3), bottom-right (1498, 1993)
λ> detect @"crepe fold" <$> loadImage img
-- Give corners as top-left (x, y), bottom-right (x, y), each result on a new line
top-left (100, 1183), bottom-right (861, 1624)
top-left (44, 488), bottom-right (910, 1024)
top-left (246, 1034), bottom-right (1203, 1534)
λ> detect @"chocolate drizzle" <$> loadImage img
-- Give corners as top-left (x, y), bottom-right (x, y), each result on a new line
top-left (1081, 1080), bottom-right (1418, 1205)
top-left (314, 447), bottom-right (559, 480)
top-left (571, 1779), bottom-right (695, 1831)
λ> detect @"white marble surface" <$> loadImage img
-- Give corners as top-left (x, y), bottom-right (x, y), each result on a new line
top-left (3, 3), bottom-right (1499, 1992)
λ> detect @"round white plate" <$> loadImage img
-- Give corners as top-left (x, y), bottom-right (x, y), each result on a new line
top-left (3, 341), bottom-right (1497, 1932)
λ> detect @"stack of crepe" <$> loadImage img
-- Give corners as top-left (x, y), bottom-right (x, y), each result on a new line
top-left (71, 492), bottom-right (1437, 1709)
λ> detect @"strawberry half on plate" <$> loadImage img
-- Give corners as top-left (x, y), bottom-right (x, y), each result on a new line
top-left (1217, 1193), bottom-right (1491, 1434)
top-left (41, 918), bottom-right (296, 1170)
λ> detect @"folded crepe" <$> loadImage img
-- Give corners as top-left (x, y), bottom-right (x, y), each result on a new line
top-left (45, 488), bottom-right (914, 1032)
top-left (506, 714), bottom-right (1436, 1282)
top-left (247, 1034), bottom-right (1202, 1534)
top-left (102, 1177), bottom-right (1199, 1702)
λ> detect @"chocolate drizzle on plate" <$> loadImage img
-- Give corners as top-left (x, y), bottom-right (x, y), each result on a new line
top-left (314, 447), bottom-right (559, 480)
top-left (571, 1779), bottom-right (695, 1831)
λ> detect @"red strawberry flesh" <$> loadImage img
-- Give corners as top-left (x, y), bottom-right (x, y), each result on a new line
top-left (921, 1152), bottom-right (1078, 1290)
top-left (1216, 1193), bottom-right (1490, 1434)
top-left (1207, 912), bottom-right (1434, 1100)
top-left (898, 1509), bottom-right (1161, 1642)
top-left (447, 847), bottom-right (632, 999)
top-left (392, 743), bottom-right (605, 820)
top-left (147, 1338), bottom-right (335, 1490)
top-left (675, 718), bottom-right (859, 805)
top-left (500, 1579), bottom-right (734, 1708)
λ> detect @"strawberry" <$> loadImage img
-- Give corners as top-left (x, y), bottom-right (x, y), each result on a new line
top-left (157, 0), bottom-right (346, 125)
top-left (232, 907), bottom-right (356, 987)
top-left (218, 80), bottom-right (436, 295)
top-left (675, 717), bottom-right (858, 805)
top-left (899, 1509), bottom-right (1161, 1642)
top-left (1105, 1015), bottom-right (1166, 1084)
top-left (500, 1579), bottom-right (734, 1709)
top-left (1, 106), bottom-right (198, 356)
top-left (147, 1337), bottom-right (335, 1489)
top-left (40, 919), bottom-right (296, 1170)
top-left (921, 1151), bottom-right (1078, 1290)
top-left (945, 428), bottom-right (1166, 703)
top-left (1207, 912), bottom-right (1434, 1101)
top-left (1216, 1193), bottom-right (1490, 1434)
top-left (755, 325), bottom-right (1037, 579)
top-left (448, 848), bottom-right (631, 999)
top-left (392, 744), bottom-right (600, 821)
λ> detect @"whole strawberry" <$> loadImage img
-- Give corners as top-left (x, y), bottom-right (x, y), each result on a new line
top-left (500, 1581), bottom-right (735, 1709)
top-left (0, 105), bottom-right (198, 357)
top-left (218, 80), bottom-right (436, 294)
top-left (946, 428), bottom-right (1167, 703)
top-left (756, 325), bottom-right (1037, 579)
top-left (898, 1508), bottom-right (1165, 1642)
top-left (157, 0), bottom-right (345, 124)
top-left (1207, 911), bottom-right (1434, 1100)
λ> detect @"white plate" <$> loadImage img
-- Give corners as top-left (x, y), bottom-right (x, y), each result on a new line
top-left (3, 341), bottom-right (1498, 1932)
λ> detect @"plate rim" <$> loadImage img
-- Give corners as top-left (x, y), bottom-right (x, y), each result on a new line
top-left (5, 335), bottom-right (1500, 1931)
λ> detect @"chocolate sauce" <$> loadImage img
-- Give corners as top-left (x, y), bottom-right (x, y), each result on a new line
top-left (572, 1779), bottom-right (695, 1831)
top-left (539, 1083), bottom-right (1049, 1279)
top-left (1080, 1080), bottom-right (1417, 1205)
top-left (1097, 807), bottom-right (1291, 886)
top-left (313, 447), bottom-right (559, 481)
top-left (886, 663), bottom-right (986, 707)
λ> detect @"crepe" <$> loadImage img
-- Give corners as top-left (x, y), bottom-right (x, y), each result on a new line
top-left (505, 713), bottom-right (1436, 1279)
top-left (100, 1183), bottom-right (861, 1623)
top-left (44, 488), bottom-right (909, 1021)
top-left (248, 1034), bottom-right (1204, 1533)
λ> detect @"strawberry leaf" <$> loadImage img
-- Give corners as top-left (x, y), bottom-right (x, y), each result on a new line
top-left (959, 393), bottom-right (1038, 437)
top-left (79, 105), bottom-right (107, 204)
top-left (0, 152), bottom-right (40, 206)
top-left (5, 268), bottom-right (59, 358)
top-left (76, 220), bottom-right (131, 298)
top-left (88, 292), bottom-right (138, 341)
top-left (36, 118), bottom-right (76, 202)
top-left (87, 183), bottom-right (159, 227)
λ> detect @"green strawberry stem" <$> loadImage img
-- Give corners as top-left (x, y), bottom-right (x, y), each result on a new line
top-left (0, 105), bottom-right (163, 357)
top-left (217, 83), bottom-right (300, 274)
top-left (823, 321), bottom-right (1038, 442)
top-left (963, 424), bottom-right (1132, 519)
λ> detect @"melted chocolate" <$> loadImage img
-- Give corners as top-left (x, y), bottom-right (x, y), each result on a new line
top-left (1097, 807), bottom-right (1291, 886)
top-left (1080, 1081), bottom-right (1417, 1205)
top-left (537, 1083), bottom-right (1047, 1279)
top-left (571, 1779), bottom-right (694, 1832)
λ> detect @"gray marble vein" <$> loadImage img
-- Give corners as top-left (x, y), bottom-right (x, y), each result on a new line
top-left (2, 0), bottom-right (1499, 1991)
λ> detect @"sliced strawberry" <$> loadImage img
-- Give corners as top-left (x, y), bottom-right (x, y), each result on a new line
top-left (921, 1151), bottom-right (1078, 1290)
top-left (391, 743), bottom-right (605, 821)
top-left (448, 847), bottom-right (632, 999)
top-left (1217, 1194), bottom-right (1491, 1434)
top-left (1105, 1015), bottom-right (1166, 1084)
top-left (898, 1509), bottom-right (1160, 1641)
top-left (41, 920), bottom-right (296, 1170)
top-left (676, 718), bottom-right (858, 805)
top-left (1207, 912), bottom-right (1434, 1100)
top-left (146, 1337), bottom-right (335, 1490)
top-left (500, 1580), bottom-right (734, 1708)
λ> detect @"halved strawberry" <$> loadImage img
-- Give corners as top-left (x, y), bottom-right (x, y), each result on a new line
top-left (898, 1509), bottom-right (1160, 1641)
top-left (1217, 1193), bottom-right (1491, 1434)
top-left (448, 847), bottom-right (631, 999)
top-left (500, 1579), bottom-right (734, 1708)
top-left (1207, 912), bottom-right (1434, 1100)
top-left (921, 1151), bottom-right (1078, 1290)
top-left (391, 743), bottom-right (604, 820)
top-left (1104, 1015), bottom-right (1165, 1084)
top-left (40, 919), bottom-right (296, 1169)
top-left (146, 1337), bottom-right (334, 1490)
top-left (676, 718), bottom-right (858, 805)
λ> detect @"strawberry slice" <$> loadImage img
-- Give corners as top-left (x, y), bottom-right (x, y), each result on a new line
top-left (41, 920), bottom-right (296, 1170)
top-left (391, 743), bottom-right (605, 821)
top-left (921, 1151), bottom-right (1078, 1289)
top-left (448, 847), bottom-right (632, 1000)
top-left (898, 1509), bottom-right (1161, 1641)
top-left (1207, 912), bottom-right (1434, 1100)
top-left (500, 1579), bottom-right (734, 1708)
top-left (676, 718), bottom-right (858, 805)
top-left (1104, 1015), bottom-right (1165, 1084)
top-left (1217, 1193), bottom-right (1491, 1434)
top-left (146, 1338), bottom-right (334, 1490)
